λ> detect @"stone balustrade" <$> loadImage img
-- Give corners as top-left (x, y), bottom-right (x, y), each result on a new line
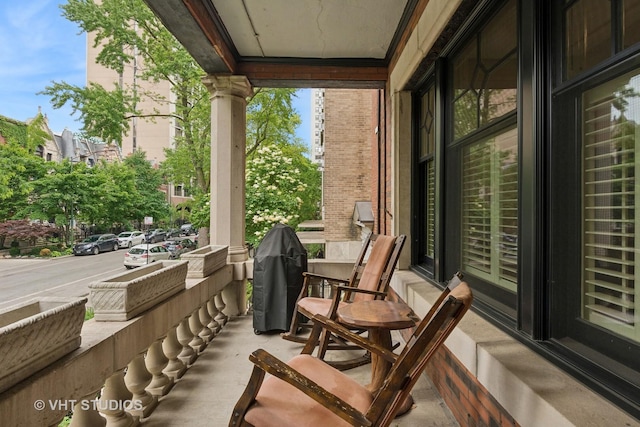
top-left (0, 247), bottom-right (236, 427)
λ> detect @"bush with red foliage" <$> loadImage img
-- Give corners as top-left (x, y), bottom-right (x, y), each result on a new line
top-left (0, 219), bottom-right (56, 248)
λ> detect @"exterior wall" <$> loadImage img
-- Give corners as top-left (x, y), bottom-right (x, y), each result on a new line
top-left (387, 0), bottom-right (520, 425)
top-left (323, 89), bottom-right (375, 255)
top-left (426, 346), bottom-right (521, 427)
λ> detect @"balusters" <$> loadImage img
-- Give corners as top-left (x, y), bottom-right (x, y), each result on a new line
top-left (177, 317), bottom-right (198, 365)
top-left (162, 325), bottom-right (187, 379)
top-left (99, 370), bottom-right (138, 427)
top-left (214, 293), bottom-right (228, 326)
top-left (188, 309), bottom-right (207, 353)
top-left (207, 297), bottom-right (222, 334)
top-left (198, 303), bottom-right (215, 343)
top-left (124, 353), bottom-right (158, 418)
top-left (146, 339), bottom-right (174, 396)
top-left (67, 389), bottom-right (105, 427)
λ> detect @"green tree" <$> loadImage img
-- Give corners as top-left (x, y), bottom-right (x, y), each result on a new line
top-left (84, 161), bottom-right (138, 231)
top-left (40, 1), bottom-right (318, 246)
top-left (122, 151), bottom-right (170, 228)
top-left (27, 160), bottom-right (97, 245)
top-left (0, 143), bottom-right (46, 222)
top-left (40, 0), bottom-right (202, 147)
top-left (245, 143), bottom-right (320, 246)
top-left (246, 88), bottom-right (301, 155)
top-left (41, 0), bottom-right (208, 233)
top-left (0, 114), bottom-right (50, 222)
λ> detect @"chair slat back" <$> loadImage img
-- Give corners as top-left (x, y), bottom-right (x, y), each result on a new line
top-left (367, 282), bottom-right (473, 426)
top-left (344, 233), bottom-right (373, 288)
top-left (350, 235), bottom-right (405, 303)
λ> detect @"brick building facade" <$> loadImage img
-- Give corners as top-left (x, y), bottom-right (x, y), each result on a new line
top-left (322, 89), bottom-right (375, 256)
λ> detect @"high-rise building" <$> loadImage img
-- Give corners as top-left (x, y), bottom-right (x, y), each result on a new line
top-left (310, 89), bottom-right (325, 167)
top-left (86, 32), bottom-right (191, 209)
top-left (86, 32), bottom-right (175, 167)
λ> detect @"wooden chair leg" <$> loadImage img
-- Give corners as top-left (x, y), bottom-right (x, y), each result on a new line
top-left (281, 309), bottom-right (313, 343)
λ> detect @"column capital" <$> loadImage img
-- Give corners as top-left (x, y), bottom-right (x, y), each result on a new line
top-left (202, 75), bottom-right (252, 98)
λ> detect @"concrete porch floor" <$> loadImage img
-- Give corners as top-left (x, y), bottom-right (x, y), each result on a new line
top-left (143, 312), bottom-right (459, 426)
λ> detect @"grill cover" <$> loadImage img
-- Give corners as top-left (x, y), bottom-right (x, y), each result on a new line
top-left (252, 223), bottom-right (308, 333)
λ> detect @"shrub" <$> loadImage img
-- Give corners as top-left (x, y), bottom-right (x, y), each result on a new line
top-left (39, 248), bottom-right (52, 257)
top-left (9, 247), bottom-right (20, 257)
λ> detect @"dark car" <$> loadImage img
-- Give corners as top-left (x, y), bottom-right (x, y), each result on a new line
top-left (145, 228), bottom-right (167, 243)
top-left (73, 233), bottom-right (119, 256)
top-left (180, 223), bottom-right (195, 236)
top-left (163, 238), bottom-right (197, 259)
top-left (166, 228), bottom-right (181, 238)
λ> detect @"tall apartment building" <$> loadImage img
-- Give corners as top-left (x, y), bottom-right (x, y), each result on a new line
top-left (310, 89), bottom-right (325, 167)
top-left (86, 32), bottom-right (191, 207)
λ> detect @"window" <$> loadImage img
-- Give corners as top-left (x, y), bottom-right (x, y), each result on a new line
top-left (563, 0), bottom-right (640, 81)
top-left (450, 0), bottom-right (518, 299)
top-left (564, 0), bottom-right (611, 80)
top-left (581, 69), bottom-right (640, 342)
top-left (452, 0), bottom-right (517, 139)
top-left (415, 84), bottom-right (437, 273)
top-left (462, 127), bottom-right (518, 292)
top-left (551, 0), bottom-right (640, 407)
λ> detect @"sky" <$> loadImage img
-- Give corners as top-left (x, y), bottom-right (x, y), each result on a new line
top-left (0, 1), bottom-right (311, 148)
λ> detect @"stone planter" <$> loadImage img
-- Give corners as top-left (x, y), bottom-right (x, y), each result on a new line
top-left (90, 260), bottom-right (188, 321)
top-left (181, 245), bottom-right (228, 278)
top-left (0, 296), bottom-right (87, 393)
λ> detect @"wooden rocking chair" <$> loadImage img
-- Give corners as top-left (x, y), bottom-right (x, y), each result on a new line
top-left (229, 281), bottom-right (473, 427)
top-left (281, 234), bottom-right (405, 371)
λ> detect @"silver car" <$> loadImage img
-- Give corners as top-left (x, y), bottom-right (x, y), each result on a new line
top-left (123, 243), bottom-right (171, 269)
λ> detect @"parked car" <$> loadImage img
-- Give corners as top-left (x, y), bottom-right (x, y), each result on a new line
top-left (180, 223), bottom-right (195, 236)
top-left (166, 228), bottom-right (181, 238)
top-left (145, 228), bottom-right (167, 243)
top-left (73, 234), bottom-right (119, 256)
top-left (163, 238), bottom-right (197, 259)
top-left (117, 230), bottom-right (146, 248)
top-left (123, 243), bottom-right (171, 268)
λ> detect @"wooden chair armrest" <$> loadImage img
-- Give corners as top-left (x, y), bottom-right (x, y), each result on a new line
top-left (322, 285), bottom-right (387, 321)
top-left (292, 274), bottom-right (350, 303)
top-left (248, 349), bottom-right (372, 427)
top-left (304, 315), bottom-right (398, 364)
top-left (229, 359), bottom-right (267, 426)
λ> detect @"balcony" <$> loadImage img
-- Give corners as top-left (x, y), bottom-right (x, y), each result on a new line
top-left (0, 253), bottom-right (636, 426)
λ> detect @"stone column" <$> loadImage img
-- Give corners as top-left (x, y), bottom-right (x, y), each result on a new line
top-left (203, 75), bottom-right (252, 316)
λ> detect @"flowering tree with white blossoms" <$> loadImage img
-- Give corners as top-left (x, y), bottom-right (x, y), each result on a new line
top-left (245, 143), bottom-right (320, 246)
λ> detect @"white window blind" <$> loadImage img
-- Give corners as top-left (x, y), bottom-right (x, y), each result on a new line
top-left (462, 127), bottom-right (518, 291)
top-left (582, 70), bottom-right (640, 341)
top-left (427, 160), bottom-right (435, 258)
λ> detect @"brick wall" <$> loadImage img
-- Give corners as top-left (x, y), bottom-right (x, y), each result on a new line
top-left (426, 348), bottom-right (520, 427)
top-left (323, 89), bottom-right (376, 241)
top-left (399, 323), bottom-right (520, 427)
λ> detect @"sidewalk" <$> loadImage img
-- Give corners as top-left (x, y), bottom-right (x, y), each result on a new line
top-left (143, 313), bottom-right (459, 426)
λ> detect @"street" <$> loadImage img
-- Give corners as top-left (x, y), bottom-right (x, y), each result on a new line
top-left (0, 250), bottom-right (127, 310)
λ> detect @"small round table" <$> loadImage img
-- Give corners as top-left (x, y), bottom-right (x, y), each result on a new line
top-left (337, 300), bottom-right (419, 414)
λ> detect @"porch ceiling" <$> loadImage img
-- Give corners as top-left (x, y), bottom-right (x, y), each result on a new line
top-left (143, 0), bottom-right (419, 88)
